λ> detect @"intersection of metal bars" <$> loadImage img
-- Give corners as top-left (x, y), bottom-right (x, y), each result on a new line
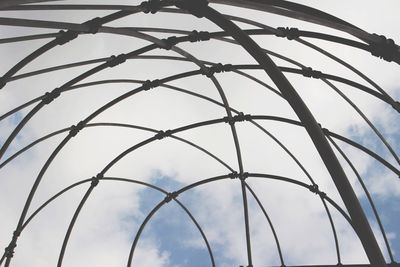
top-left (0, 0), bottom-right (399, 266)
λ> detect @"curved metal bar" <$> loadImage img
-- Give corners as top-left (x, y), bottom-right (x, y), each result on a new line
top-left (21, 179), bottom-right (93, 230)
top-left (56, 176), bottom-right (216, 267)
top-left (327, 135), bottom-right (395, 263)
top-left (3, 80), bottom-right (396, 184)
top-left (323, 79), bottom-right (399, 166)
top-left (0, 95), bottom-right (42, 122)
top-left (98, 117), bottom-right (227, 175)
top-left (0, 24), bottom-right (250, 175)
top-left (0, 43), bottom-right (157, 160)
top-left (173, 172), bottom-right (352, 229)
top-left (20, 176), bottom-right (217, 267)
top-left (2, 168), bottom-right (358, 267)
top-left (240, 179), bottom-right (253, 266)
top-left (0, 39), bottom-right (62, 88)
top-left (246, 173), bottom-right (353, 226)
top-left (2, 25), bottom-right (393, 123)
top-left (118, 23), bottom-right (397, 169)
top-left (1, 68), bottom-right (200, 265)
top-left (0, 4), bottom-right (176, 11)
top-left (3, 58), bottom-right (395, 172)
top-left (57, 184), bottom-right (95, 267)
top-left (3, 14), bottom-right (270, 256)
top-left (1, 2), bottom-right (399, 64)
top-left (2, 58), bottom-right (395, 255)
top-left (0, 1), bottom-right (365, 41)
top-left (322, 129), bottom-right (400, 177)
top-left (2, 61), bottom-right (393, 168)
top-left (0, 0), bottom-right (58, 8)
top-left (7, 0), bottom-right (397, 54)
top-left (0, 127), bottom-right (69, 168)
top-left (201, 13), bottom-right (399, 170)
top-left (0, 85), bottom-right (352, 263)
top-left (0, 32), bottom-right (60, 44)
top-left (21, 176), bottom-right (215, 265)
top-left (279, 67), bottom-right (389, 104)
top-left (245, 182), bottom-right (285, 266)
top-left (9, 57), bottom-right (108, 82)
top-left (210, 0), bottom-right (396, 50)
top-left (124, 170), bottom-right (359, 266)
top-left (320, 192), bottom-right (342, 263)
top-left (126, 173), bottom-right (229, 267)
top-left (0, 10), bottom-right (137, 89)
top-left (146, 14), bottom-right (398, 168)
top-left (248, 115), bottom-right (399, 177)
top-left (99, 31), bottom-right (253, 255)
top-left (200, 5), bottom-right (385, 265)
top-left (0, 252), bottom-right (5, 266)
top-left (173, 198), bottom-right (216, 267)
top-left (0, 122), bottom-right (234, 172)
top-left (1, 63), bottom-right (396, 180)
top-left (295, 38), bottom-right (400, 113)
top-left (127, 198), bottom-right (166, 267)
top-left (2, 69), bottom-right (343, 265)
top-left (2, 27), bottom-right (395, 180)
top-left (99, 25), bottom-right (249, 190)
top-left (245, 118), bottom-right (342, 263)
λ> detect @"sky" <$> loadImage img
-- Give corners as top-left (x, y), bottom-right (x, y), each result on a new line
top-left (0, 1), bottom-right (399, 267)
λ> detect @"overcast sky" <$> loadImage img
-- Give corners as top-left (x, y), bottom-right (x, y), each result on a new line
top-left (0, 1), bottom-right (399, 267)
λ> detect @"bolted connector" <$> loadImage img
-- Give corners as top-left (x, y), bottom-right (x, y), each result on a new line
top-left (308, 184), bottom-right (326, 197)
top-left (239, 172), bottom-right (249, 181)
top-left (158, 36), bottom-right (179, 50)
top-left (175, 0), bottom-right (209, 18)
top-left (107, 54), bottom-right (127, 67)
top-left (42, 87), bottom-right (62, 105)
top-left (155, 130), bottom-right (172, 140)
top-left (188, 30), bottom-right (210, 42)
top-left (140, 0), bottom-right (161, 14)
top-left (4, 243), bottom-right (16, 258)
top-left (302, 67), bottom-right (322, 79)
top-left (201, 63), bottom-right (233, 77)
top-left (370, 34), bottom-right (398, 62)
top-left (142, 79), bottom-right (161, 91)
top-left (69, 121), bottom-right (85, 137)
top-left (91, 173), bottom-right (103, 187)
top-left (164, 191), bottom-right (178, 203)
top-left (229, 171), bottom-right (239, 179)
top-left (82, 17), bottom-right (103, 34)
top-left (224, 112), bottom-right (252, 125)
top-left (56, 30), bottom-right (78, 46)
top-left (276, 27), bottom-right (300, 40)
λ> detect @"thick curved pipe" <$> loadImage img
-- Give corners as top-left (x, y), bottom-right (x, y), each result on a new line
top-left (198, 4), bottom-right (386, 266)
top-left (327, 135), bottom-right (395, 263)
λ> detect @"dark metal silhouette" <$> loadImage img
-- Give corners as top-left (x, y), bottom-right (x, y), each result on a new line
top-left (0, 0), bottom-right (399, 267)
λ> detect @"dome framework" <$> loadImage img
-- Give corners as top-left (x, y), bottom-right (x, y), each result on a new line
top-left (0, 1), bottom-right (399, 267)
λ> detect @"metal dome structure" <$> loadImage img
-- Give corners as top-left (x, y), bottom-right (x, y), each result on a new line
top-left (0, 0), bottom-right (399, 267)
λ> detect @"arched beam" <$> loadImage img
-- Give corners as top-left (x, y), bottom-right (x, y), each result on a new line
top-left (188, 2), bottom-right (386, 266)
